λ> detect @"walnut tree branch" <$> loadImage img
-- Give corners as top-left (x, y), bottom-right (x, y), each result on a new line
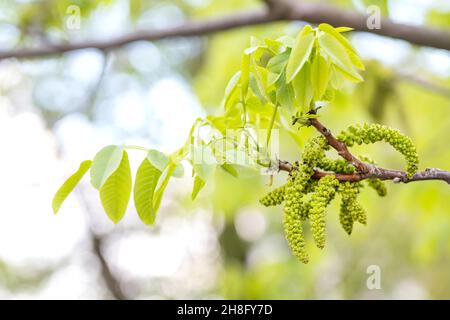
top-left (0, 1), bottom-right (449, 60)
top-left (278, 115), bottom-right (450, 185)
top-left (309, 116), bottom-right (369, 173)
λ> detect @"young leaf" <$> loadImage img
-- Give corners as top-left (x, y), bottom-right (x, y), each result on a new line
top-left (173, 163), bottom-right (185, 178)
top-left (192, 144), bottom-right (217, 181)
top-left (264, 38), bottom-right (285, 55)
top-left (276, 71), bottom-right (295, 109)
top-left (252, 65), bottom-right (270, 102)
top-left (266, 51), bottom-right (290, 85)
top-left (319, 24), bottom-right (365, 70)
top-left (241, 54), bottom-right (250, 102)
top-left (99, 151), bottom-right (132, 223)
top-left (133, 158), bottom-right (162, 225)
top-left (330, 65), bottom-right (346, 89)
top-left (310, 54), bottom-right (330, 100)
top-left (52, 160), bottom-right (92, 214)
top-left (293, 62), bottom-right (313, 111)
top-left (335, 27), bottom-right (354, 33)
top-left (90, 145), bottom-right (124, 189)
top-left (348, 50), bottom-right (365, 71)
top-left (147, 149), bottom-right (168, 171)
top-left (191, 176), bottom-right (205, 200)
top-left (153, 160), bottom-right (177, 214)
top-left (249, 73), bottom-right (268, 104)
top-left (224, 71), bottom-right (241, 110)
top-left (147, 149), bottom-right (184, 178)
top-left (318, 32), bottom-right (362, 82)
top-left (277, 35), bottom-right (295, 48)
top-left (286, 25), bottom-right (315, 83)
top-left (266, 51), bottom-right (290, 74)
top-left (318, 23), bottom-right (357, 54)
top-left (221, 163), bottom-right (239, 178)
top-left (334, 63), bottom-right (364, 83)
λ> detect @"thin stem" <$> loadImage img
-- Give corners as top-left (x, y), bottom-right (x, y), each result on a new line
top-left (124, 145), bottom-right (149, 152)
top-left (266, 103), bottom-right (279, 148)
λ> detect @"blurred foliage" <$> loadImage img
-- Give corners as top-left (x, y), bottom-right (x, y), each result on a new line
top-left (427, 9), bottom-right (450, 29)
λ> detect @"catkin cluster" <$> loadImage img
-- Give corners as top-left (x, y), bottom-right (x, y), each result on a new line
top-left (337, 123), bottom-right (419, 177)
top-left (259, 123), bottom-right (419, 263)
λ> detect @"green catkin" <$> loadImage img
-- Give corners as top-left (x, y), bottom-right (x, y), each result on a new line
top-left (283, 207), bottom-right (309, 263)
top-left (308, 175), bottom-right (339, 249)
top-left (358, 155), bottom-right (387, 197)
top-left (337, 123), bottom-right (419, 177)
top-left (339, 201), bottom-right (354, 235)
top-left (259, 185), bottom-right (286, 206)
top-left (283, 170), bottom-right (309, 263)
top-left (317, 158), bottom-right (355, 174)
top-left (302, 136), bottom-right (328, 167)
top-left (366, 179), bottom-right (387, 197)
top-left (339, 182), bottom-right (367, 228)
top-left (259, 125), bottom-right (404, 263)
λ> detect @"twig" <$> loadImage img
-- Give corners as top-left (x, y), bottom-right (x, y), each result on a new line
top-left (309, 116), bottom-right (369, 173)
top-left (278, 114), bottom-right (450, 185)
top-left (91, 232), bottom-right (128, 300)
top-left (76, 189), bottom-right (129, 300)
top-left (0, 1), bottom-right (449, 60)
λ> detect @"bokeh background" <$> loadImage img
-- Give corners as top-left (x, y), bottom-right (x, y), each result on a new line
top-left (0, 0), bottom-right (449, 299)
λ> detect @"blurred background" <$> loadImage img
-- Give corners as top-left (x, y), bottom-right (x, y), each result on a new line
top-left (0, 0), bottom-right (449, 299)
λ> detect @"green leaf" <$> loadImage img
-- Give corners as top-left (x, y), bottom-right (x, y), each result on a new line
top-left (173, 163), bottom-right (184, 178)
top-left (335, 27), bottom-right (354, 33)
top-left (224, 71), bottom-right (241, 110)
top-left (319, 24), bottom-right (365, 70)
top-left (133, 158), bottom-right (162, 225)
top-left (276, 71), bottom-right (295, 109)
top-left (264, 38), bottom-right (285, 55)
top-left (286, 25), bottom-right (315, 83)
top-left (153, 160), bottom-right (177, 213)
top-left (52, 160), bottom-right (92, 214)
top-left (348, 50), bottom-right (365, 71)
top-left (191, 176), bottom-right (205, 200)
top-left (293, 62), bottom-right (313, 111)
top-left (221, 163), bottom-right (239, 178)
top-left (310, 54), bottom-right (330, 100)
top-left (241, 54), bottom-right (250, 102)
top-left (321, 86), bottom-right (335, 102)
top-left (330, 65), bottom-right (346, 89)
top-left (90, 145), bottom-right (124, 189)
top-left (266, 50), bottom-right (290, 85)
top-left (147, 149), bottom-right (183, 178)
top-left (334, 63), bottom-right (364, 83)
top-left (191, 144), bottom-right (217, 181)
top-left (277, 35), bottom-right (295, 48)
top-left (318, 32), bottom-right (362, 82)
top-left (318, 23), bottom-right (357, 54)
top-left (99, 151), bottom-right (132, 223)
top-left (146, 149), bottom-right (168, 171)
top-left (249, 72), bottom-right (269, 104)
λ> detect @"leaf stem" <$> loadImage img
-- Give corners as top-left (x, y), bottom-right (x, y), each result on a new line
top-left (124, 145), bottom-right (149, 152)
top-left (266, 103), bottom-right (279, 148)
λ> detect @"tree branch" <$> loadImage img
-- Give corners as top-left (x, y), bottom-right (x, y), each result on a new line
top-left (278, 114), bottom-right (450, 185)
top-left (1, 1), bottom-right (449, 60)
top-left (91, 232), bottom-right (128, 300)
top-left (311, 168), bottom-right (450, 184)
top-left (309, 116), bottom-right (369, 173)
